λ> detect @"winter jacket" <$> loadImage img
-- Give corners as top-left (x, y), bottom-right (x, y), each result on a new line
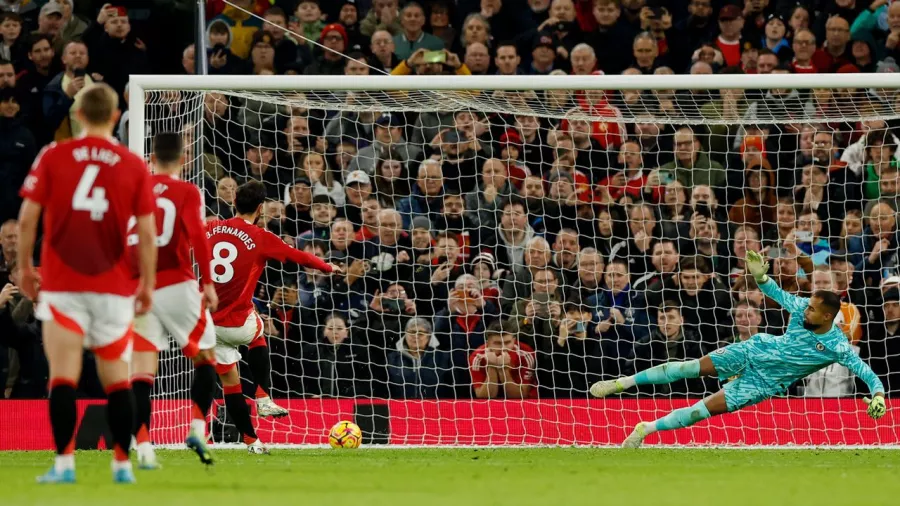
top-left (386, 336), bottom-right (451, 399)
top-left (0, 116), bottom-right (37, 223)
top-left (300, 335), bottom-right (372, 397)
top-left (396, 184), bottom-right (444, 230)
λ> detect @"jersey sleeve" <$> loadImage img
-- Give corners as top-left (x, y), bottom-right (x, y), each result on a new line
top-left (184, 187), bottom-right (212, 283)
top-left (261, 232), bottom-right (333, 272)
top-left (132, 159), bottom-right (156, 218)
top-left (469, 349), bottom-right (487, 388)
top-left (759, 277), bottom-right (808, 314)
top-left (19, 144), bottom-right (53, 205)
top-left (837, 349), bottom-right (885, 396)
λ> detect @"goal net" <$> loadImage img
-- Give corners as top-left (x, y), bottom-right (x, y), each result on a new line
top-left (130, 73), bottom-right (900, 447)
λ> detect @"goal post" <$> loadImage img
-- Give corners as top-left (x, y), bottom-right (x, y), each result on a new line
top-left (128, 73), bottom-right (900, 447)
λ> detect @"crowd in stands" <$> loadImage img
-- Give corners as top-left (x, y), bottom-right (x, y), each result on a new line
top-left (1, 0), bottom-right (900, 402)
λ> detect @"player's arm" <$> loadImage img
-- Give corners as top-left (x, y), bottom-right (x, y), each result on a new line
top-left (264, 233), bottom-right (337, 273)
top-left (15, 199), bottom-right (42, 300)
top-left (836, 350), bottom-right (887, 419)
top-left (135, 213), bottom-right (158, 294)
top-left (746, 250), bottom-right (807, 313)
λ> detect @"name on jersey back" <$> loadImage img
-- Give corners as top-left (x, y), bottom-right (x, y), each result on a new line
top-left (207, 225), bottom-right (256, 250)
top-left (72, 146), bottom-right (122, 166)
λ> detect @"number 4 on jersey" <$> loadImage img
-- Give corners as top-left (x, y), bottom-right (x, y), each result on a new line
top-left (72, 164), bottom-right (109, 221)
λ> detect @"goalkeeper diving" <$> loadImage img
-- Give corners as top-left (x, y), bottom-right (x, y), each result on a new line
top-left (591, 250), bottom-right (887, 447)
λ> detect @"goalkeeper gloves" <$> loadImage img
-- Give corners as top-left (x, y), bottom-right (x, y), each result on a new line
top-left (864, 396), bottom-right (886, 420)
top-left (745, 250), bottom-right (770, 283)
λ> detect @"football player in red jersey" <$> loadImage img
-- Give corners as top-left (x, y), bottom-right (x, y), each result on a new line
top-left (129, 132), bottom-right (219, 469)
top-left (17, 83), bottom-right (157, 484)
top-left (206, 181), bottom-right (340, 454)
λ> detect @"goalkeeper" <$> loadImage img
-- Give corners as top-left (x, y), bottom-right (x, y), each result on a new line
top-left (590, 251), bottom-right (886, 447)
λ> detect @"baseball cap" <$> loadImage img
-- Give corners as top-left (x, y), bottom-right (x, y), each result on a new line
top-left (375, 113), bottom-right (402, 128)
top-left (312, 194), bottom-right (335, 206)
top-left (345, 170), bottom-right (371, 186)
top-left (292, 176), bottom-right (312, 187)
top-left (40, 1), bottom-right (63, 17)
top-left (719, 4), bottom-right (742, 21)
top-left (532, 31), bottom-right (556, 51)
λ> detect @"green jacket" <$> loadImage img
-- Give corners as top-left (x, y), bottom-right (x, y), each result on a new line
top-left (698, 99), bottom-right (748, 165)
top-left (863, 160), bottom-right (899, 200)
top-left (662, 152), bottom-right (726, 189)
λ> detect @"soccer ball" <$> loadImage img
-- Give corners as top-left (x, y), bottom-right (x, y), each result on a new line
top-left (328, 420), bottom-right (362, 449)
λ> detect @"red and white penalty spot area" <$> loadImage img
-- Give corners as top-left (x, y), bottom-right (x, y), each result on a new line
top-left (1, 398), bottom-right (897, 450)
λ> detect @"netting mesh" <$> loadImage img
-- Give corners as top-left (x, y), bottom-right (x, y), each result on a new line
top-left (141, 82), bottom-right (900, 446)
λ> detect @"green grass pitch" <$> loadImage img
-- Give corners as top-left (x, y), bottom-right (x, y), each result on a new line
top-left (2, 448), bottom-right (899, 506)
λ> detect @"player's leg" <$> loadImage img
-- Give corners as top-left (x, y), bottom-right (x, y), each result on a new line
top-left (33, 294), bottom-right (88, 484)
top-left (621, 390), bottom-right (729, 448)
top-left (246, 314), bottom-right (288, 418)
top-left (591, 343), bottom-right (738, 398)
top-left (130, 323), bottom-right (161, 470)
top-left (38, 319), bottom-right (84, 483)
top-left (186, 349), bottom-right (217, 465)
top-left (217, 361), bottom-right (269, 455)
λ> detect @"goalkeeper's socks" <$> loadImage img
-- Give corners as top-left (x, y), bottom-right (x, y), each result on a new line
top-left (247, 343), bottom-right (273, 398)
top-left (131, 374), bottom-right (154, 447)
top-left (223, 384), bottom-right (258, 441)
top-left (105, 381), bottom-right (135, 463)
top-left (190, 362), bottom-right (217, 436)
top-left (647, 399), bottom-right (712, 434)
top-left (48, 378), bottom-right (78, 471)
top-left (631, 360), bottom-right (701, 386)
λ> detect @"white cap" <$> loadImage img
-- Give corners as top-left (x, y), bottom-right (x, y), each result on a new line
top-left (882, 276), bottom-right (900, 287)
top-left (345, 170), bottom-right (371, 186)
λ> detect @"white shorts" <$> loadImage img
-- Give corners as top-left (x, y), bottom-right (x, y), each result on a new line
top-left (35, 291), bottom-right (135, 362)
top-left (214, 312), bottom-right (264, 367)
top-left (132, 280), bottom-right (216, 358)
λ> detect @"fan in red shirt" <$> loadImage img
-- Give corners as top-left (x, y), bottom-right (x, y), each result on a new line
top-left (206, 180), bottom-right (340, 454)
top-left (470, 320), bottom-right (537, 399)
top-left (17, 83), bottom-right (157, 484)
top-left (128, 133), bottom-right (219, 470)
top-left (715, 5), bottom-right (744, 67)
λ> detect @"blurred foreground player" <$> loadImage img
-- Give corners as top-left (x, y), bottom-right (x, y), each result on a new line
top-left (206, 181), bottom-right (340, 454)
top-left (130, 132), bottom-right (219, 469)
top-left (591, 251), bottom-right (886, 447)
top-left (17, 83), bottom-right (158, 483)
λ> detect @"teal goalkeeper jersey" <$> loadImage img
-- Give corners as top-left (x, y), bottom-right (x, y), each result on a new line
top-left (745, 278), bottom-right (885, 394)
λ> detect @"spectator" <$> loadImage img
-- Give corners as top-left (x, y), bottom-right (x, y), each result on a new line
top-left (866, 288), bottom-right (900, 394)
top-left (0, 11), bottom-right (25, 66)
top-left (31, 1), bottom-right (64, 56)
top-left (372, 154), bottom-right (411, 209)
top-left (360, 0), bottom-right (402, 37)
top-left (0, 257), bottom-right (44, 398)
top-left (464, 158), bottom-right (517, 231)
top-left (82, 5), bottom-right (148, 100)
top-left (730, 299), bottom-right (763, 343)
top-left (304, 24), bottom-right (350, 75)
top-left (715, 4), bottom-right (744, 67)
top-left (300, 313), bottom-right (372, 397)
top-left (527, 32), bottom-right (557, 74)
top-left (43, 40), bottom-right (92, 140)
top-left (368, 208), bottom-right (415, 283)
top-left (387, 317), bottom-right (451, 399)
top-left (350, 113), bottom-right (421, 175)
top-left (393, 2), bottom-right (444, 60)
top-left (567, 247), bottom-right (604, 301)
top-left (493, 41), bottom-right (521, 75)
top-left (369, 29), bottom-right (400, 73)
top-left (664, 256), bottom-right (732, 345)
top-left (427, 1), bottom-right (457, 50)
top-left (791, 28), bottom-right (818, 72)
top-left (813, 15), bottom-right (852, 72)
top-left (207, 0), bottom-right (262, 59)
top-left (609, 202), bottom-right (658, 280)
top-left (459, 13), bottom-right (490, 51)
top-left (206, 20), bottom-right (246, 75)
top-left (397, 159), bottom-right (444, 229)
top-left (631, 31), bottom-right (660, 73)
top-left (499, 235), bottom-right (553, 311)
top-left (761, 14), bottom-right (791, 61)
top-left (728, 158), bottom-right (777, 236)
top-left (464, 41), bottom-right (490, 74)
top-left (0, 219), bottom-right (16, 285)
top-left (591, 258), bottom-right (651, 345)
top-left (355, 196), bottom-right (381, 242)
top-left (0, 87), bottom-right (35, 224)
top-left (247, 31), bottom-right (276, 75)
top-left (848, 200), bottom-right (899, 286)
top-left (662, 126), bottom-right (726, 189)
top-left (16, 34), bottom-right (58, 145)
top-left (293, 0), bottom-right (326, 44)
top-left (469, 319), bottom-right (536, 399)
top-left (356, 281), bottom-right (418, 394)
top-left (568, 42), bottom-right (596, 74)
top-left (434, 274), bottom-right (499, 386)
top-left (861, 130), bottom-right (899, 200)
top-left (633, 302), bottom-right (709, 395)
top-left (637, 239), bottom-right (680, 303)
top-left (586, 0), bottom-right (635, 74)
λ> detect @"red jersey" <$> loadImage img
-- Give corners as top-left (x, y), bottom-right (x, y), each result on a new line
top-left (716, 37), bottom-right (741, 67)
top-left (205, 216), bottom-right (332, 327)
top-left (469, 341), bottom-right (537, 398)
top-left (138, 174), bottom-right (211, 289)
top-left (19, 137), bottom-right (155, 296)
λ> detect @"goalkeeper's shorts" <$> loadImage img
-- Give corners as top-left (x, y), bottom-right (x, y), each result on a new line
top-left (710, 339), bottom-right (781, 412)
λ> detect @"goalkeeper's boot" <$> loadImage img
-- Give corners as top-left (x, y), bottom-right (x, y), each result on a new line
top-left (256, 397), bottom-right (289, 418)
top-left (185, 431), bottom-right (214, 466)
top-left (621, 423), bottom-right (648, 449)
top-left (112, 461), bottom-right (137, 484)
top-left (247, 439), bottom-right (270, 455)
top-left (136, 444), bottom-right (161, 470)
top-left (589, 379), bottom-right (625, 398)
top-left (36, 467), bottom-right (76, 484)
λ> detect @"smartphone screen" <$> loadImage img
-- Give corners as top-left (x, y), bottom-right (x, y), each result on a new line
top-left (422, 50), bottom-right (446, 64)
